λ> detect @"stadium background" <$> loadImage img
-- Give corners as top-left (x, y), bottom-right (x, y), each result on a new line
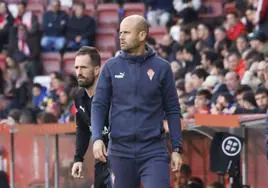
top-left (0, 0), bottom-right (268, 187)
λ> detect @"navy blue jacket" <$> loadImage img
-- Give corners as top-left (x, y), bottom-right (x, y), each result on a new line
top-left (42, 10), bottom-right (67, 36)
top-left (91, 47), bottom-right (182, 158)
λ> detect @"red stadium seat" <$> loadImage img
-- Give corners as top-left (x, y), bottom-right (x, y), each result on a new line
top-left (100, 51), bottom-right (113, 65)
top-left (97, 4), bottom-right (119, 27)
top-left (149, 27), bottom-right (168, 43)
top-left (123, 3), bottom-right (145, 17)
top-left (27, 4), bottom-right (45, 24)
top-left (96, 29), bottom-right (117, 52)
top-left (41, 53), bottom-right (61, 74)
top-left (63, 52), bottom-right (76, 75)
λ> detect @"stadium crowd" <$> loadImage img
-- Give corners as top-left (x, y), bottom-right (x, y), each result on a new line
top-left (0, 0), bottom-right (268, 187)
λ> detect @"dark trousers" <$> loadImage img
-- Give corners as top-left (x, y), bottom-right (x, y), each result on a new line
top-left (108, 154), bottom-right (170, 188)
top-left (95, 161), bottom-right (112, 188)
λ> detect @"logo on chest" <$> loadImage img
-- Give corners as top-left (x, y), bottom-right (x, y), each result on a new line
top-left (147, 68), bottom-right (155, 80)
top-left (115, 72), bottom-right (125, 79)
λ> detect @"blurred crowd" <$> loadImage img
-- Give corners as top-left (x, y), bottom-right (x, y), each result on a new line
top-left (0, 0), bottom-right (267, 187)
top-left (0, 0), bottom-right (267, 126)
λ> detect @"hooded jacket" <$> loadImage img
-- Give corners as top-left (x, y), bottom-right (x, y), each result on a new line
top-left (91, 46), bottom-right (182, 158)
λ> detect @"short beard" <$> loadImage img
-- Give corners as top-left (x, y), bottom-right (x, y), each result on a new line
top-left (78, 79), bottom-right (95, 89)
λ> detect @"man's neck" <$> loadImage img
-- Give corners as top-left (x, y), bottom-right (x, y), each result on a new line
top-left (128, 45), bottom-right (146, 56)
top-left (86, 82), bottom-right (96, 97)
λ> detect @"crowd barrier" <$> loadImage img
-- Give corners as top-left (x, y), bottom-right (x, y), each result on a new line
top-left (0, 114), bottom-right (267, 188)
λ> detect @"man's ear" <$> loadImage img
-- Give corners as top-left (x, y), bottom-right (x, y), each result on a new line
top-left (94, 66), bottom-right (100, 77)
top-left (139, 31), bottom-right (148, 42)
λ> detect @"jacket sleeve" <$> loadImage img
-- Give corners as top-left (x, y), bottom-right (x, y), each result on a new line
top-left (91, 63), bottom-right (112, 143)
top-left (161, 63), bottom-right (182, 150)
top-left (74, 111), bottom-right (91, 162)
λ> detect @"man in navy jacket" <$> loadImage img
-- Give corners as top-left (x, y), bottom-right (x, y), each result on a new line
top-left (91, 15), bottom-right (183, 188)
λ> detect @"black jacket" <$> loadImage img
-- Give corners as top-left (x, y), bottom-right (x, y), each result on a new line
top-left (66, 15), bottom-right (96, 42)
top-left (74, 88), bottom-right (109, 162)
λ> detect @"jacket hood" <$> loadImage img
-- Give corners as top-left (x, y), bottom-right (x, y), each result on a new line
top-left (118, 45), bottom-right (156, 63)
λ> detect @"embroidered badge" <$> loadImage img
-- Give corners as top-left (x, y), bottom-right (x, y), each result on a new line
top-left (147, 69), bottom-right (155, 80)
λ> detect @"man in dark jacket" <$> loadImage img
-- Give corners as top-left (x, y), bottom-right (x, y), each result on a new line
top-left (92, 15), bottom-right (183, 188)
top-left (41, 0), bottom-right (67, 52)
top-left (66, 1), bottom-right (96, 51)
top-left (71, 46), bottom-right (111, 188)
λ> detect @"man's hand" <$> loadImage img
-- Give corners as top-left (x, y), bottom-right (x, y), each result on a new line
top-left (93, 139), bottom-right (107, 163)
top-left (171, 152), bottom-right (182, 172)
top-left (71, 162), bottom-right (83, 178)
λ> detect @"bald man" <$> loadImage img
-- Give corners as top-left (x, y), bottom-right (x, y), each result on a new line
top-left (91, 15), bottom-right (183, 188)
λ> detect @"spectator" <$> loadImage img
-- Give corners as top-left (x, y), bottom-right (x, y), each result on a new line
top-left (157, 34), bottom-right (177, 61)
top-left (182, 43), bottom-right (200, 73)
top-left (41, 0), bottom-right (67, 52)
top-left (248, 31), bottom-right (267, 53)
top-left (58, 89), bottom-right (73, 123)
top-left (202, 74), bottom-right (229, 103)
top-left (207, 181), bottom-right (224, 188)
top-left (196, 23), bottom-right (214, 49)
top-left (225, 12), bottom-right (246, 41)
top-left (173, 27), bottom-right (192, 52)
top-left (4, 56), bottom-right (29, 110)
top-left (7, 108), bottom-right (21, 123)
top-left (66, 1), bottom-right (96, 51)
top-left (19, 108), bottom-right (35, 124)
top-left (37, 111), bottom-right (58, 124)
top-left (0, 1), bottom-right (13, 52)
top-left (225, 71), bottom-right (240, 95)
top-left (194, 89), bottom-right (212, 114)
top-left (235, 90), bottom-right (259, 113)
top-left (32, 83), bottom-right (47, 109)
top-left (241, 5), bottom-right (256, 33)
top-left (235, 35), bottom-right (249, 55)
top-left (227, 51), bottom-right (246, 78)
top-left (173, 0), bottom-right (201, 24)
top-left (191, 68), bottom-right (209, 91)
top-left (257, 61), bottom-right (267, 83)
top-left (255, 0), bottom-right (268, 37)
top-left (145, 0), bottom-right (173, 27)
top-left (13, 1), bottom-right (40, 57)
top-left (211, 92), bottom-right (235, 114)
top-left (235, 84), bottom-right (252, 108)
top-left (213, 26), bottom-right (229, 53)
top-left (200, 51), bottom-right (217, 72)
top-left (255, 87), bottom-right (268, 112)
top-left (47, 71), bottom-right (64, 101)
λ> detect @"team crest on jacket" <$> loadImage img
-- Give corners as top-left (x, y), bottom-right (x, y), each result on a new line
top-left (147, 68), bottom-right (155, 80)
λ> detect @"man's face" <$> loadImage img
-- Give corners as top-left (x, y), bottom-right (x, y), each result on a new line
top-left (214, 29), bottom-right (225, 42)
top-left (236, 38), bottom-right (247, 52)
top-left (52, 0), bottom-right (60, 12)
top-left (226, 14), bottom-right (237, 27)
top-left (74, 4), bottom-right (84, 17)
top-left (250, 39), bottom-right (260, 50)
top-left (255, 93), bottom-right (268, 110)
top-left (236, 93), bottom-right (244, 107)
top-left (257, 61), bottom-right (266, 81)
top-left (225, 73), bottom-right (239, 92)
top-left (191, 74), bottom-right (204, 89)
top-left (74, 54), bottom-right (97, 88)
top-left (228, 54), bottom-right (239, 71)
top-left (119, 21), bottom-right (143, 52)
top-left (195, 95), bottom-right (207, 109)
